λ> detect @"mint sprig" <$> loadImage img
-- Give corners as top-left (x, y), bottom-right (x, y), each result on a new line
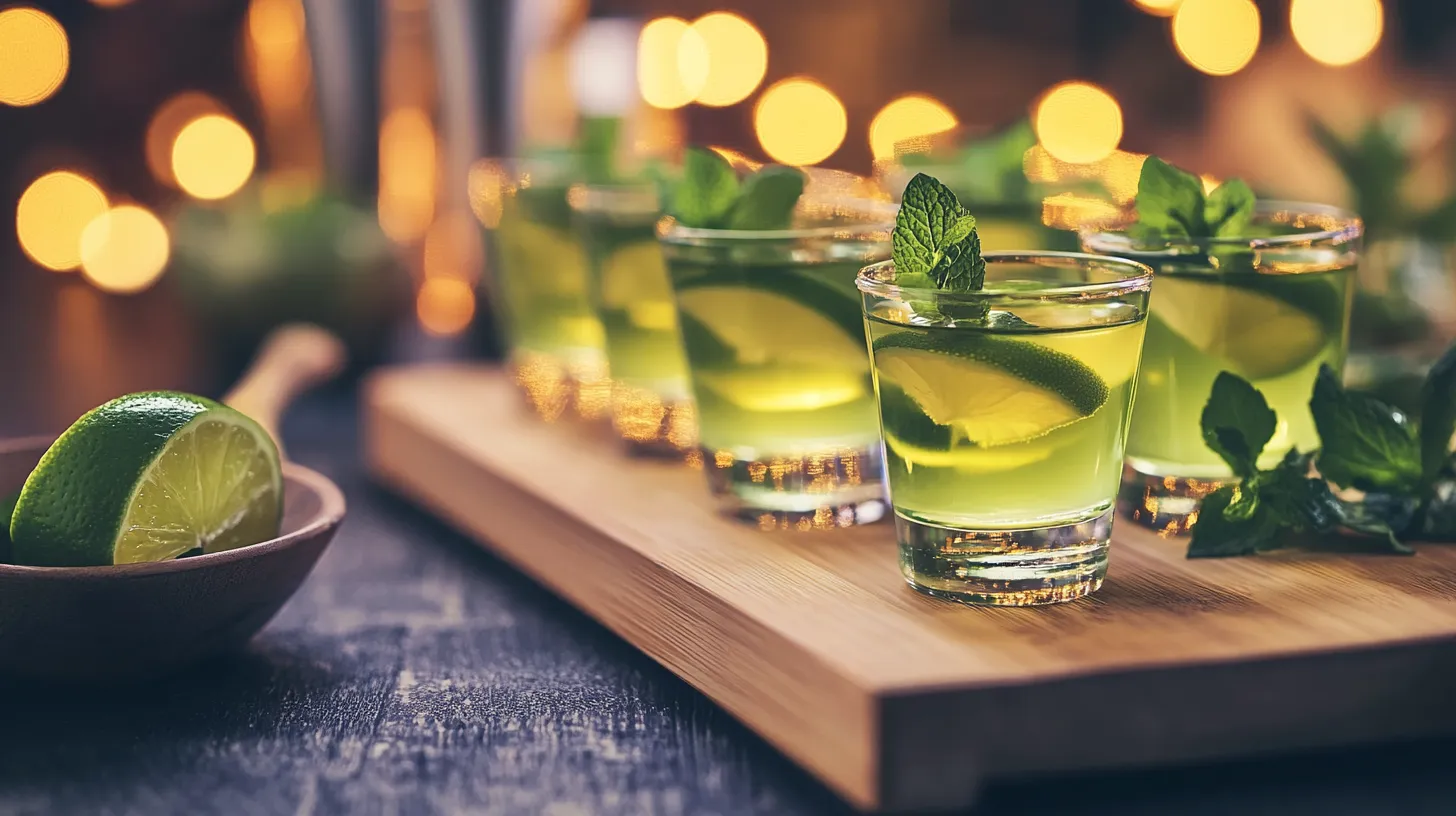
top-left (892, 173), bottom-right (985, 293)
top-left (667, 147), bottom-right (805, 231)
top-left (1133, 157), bottom-right (1256, 242)
top-left (1188, 343), bottom-right (1456, 558)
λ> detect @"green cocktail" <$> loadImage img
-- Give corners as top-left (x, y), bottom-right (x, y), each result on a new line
top-left (860, 253), bottom-right (1151, 605)
top-left (1082, 202), bottom-right (1361, 530)
top-left (571, 183), bottom-right (695, 455)
top-left (659, 199), bottom-right (895, 527)
top-left (483, 159), bottom-right (609, 421)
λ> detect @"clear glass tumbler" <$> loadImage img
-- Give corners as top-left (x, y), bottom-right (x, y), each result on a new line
top-left (859, 252), bottom-right (1152, 605)
top-left (1081, 203), bottom-right (1360, 533)
top-left (570, 182), bottom-right (696, 456)
top-left (659, 196), bottom-right (895, 529)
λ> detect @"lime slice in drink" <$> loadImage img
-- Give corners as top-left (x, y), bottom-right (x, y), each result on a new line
top-left (1150, 276), bottom-right (1330, 380)
top-left (9, 392), bottom-right (283, 567)
top-left (599, 242), bottom-right (676, 330)
top-left (872, 331), bottom-right (1108, 446)
top-left (675, 284), bottom-right (865, 367)
top-left (876, 383), bottom-right (1054, 472)
top-left (676, 270), bottom-right (865, 341)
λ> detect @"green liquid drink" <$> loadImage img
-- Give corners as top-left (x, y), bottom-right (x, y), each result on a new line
top-left (660, 204), bottom-right (894, 528)
top-left (859, 254), bottom-right (1152, 605)
top-left (571, 184), bottom-right (696, 455)
top-left (485, 160), bottom-right (609, 421)
top-left (1082, 203), bottom-right (1361, 531)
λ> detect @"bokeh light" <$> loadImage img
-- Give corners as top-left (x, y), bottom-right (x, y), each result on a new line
top-left (16, 172), bottom-right (109, 272)
top-left (869, 94), bottom-right (958, 162)
top-left (1291, 0), bottom-right (1382, 67)
top-left (638, 17), bottom-right (706, 109)
top-left (79, 205), bottom-right (170, 294)
top-left (247, 0), bottom-right (309, 111)
top-left (467, 160), bottom-right (507, 229)
top-left (0, 8), bottom-right (69, 107)
top-left (378, 107), bottom-right (437, 243)
top-left (417, 278), bottom-right (476, 336)
top-left (171, 114), bottom-right (257, 200)
top-left (1033, 81), bottom-right (1123, 165)
top-left (1132, 0), bottom-right (1183, 15)
top-left (1173, 0), bottom-right (1261, 76)
top-left (146, 93), bottom-right (226, 187)
top-left (90, 0), bottom-right (134, 7)
top-left (690, 12), bottom-right (768, 107)
top-left (754, 78), bottom-right (847, 167)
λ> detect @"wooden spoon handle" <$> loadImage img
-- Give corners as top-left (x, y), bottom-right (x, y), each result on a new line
top-left (223, 325), bottom-right (347, 458)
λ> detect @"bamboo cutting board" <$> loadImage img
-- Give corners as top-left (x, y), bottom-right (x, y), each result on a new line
top-left (363, 364), bottom-right (1456, 813)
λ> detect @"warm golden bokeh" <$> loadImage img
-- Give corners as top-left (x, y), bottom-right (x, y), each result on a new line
top-left (638, 17), bottom-right (706, 109)
top-left (1132, 0), bottom-right (1183, 15)
top-left (0, 8), bottom-right (69, 107)
top-left (172, 114), bottom-right (257, 200)
top-left (1173, 0), bottom-right (1261, 76)
top-left (869, 95), bottom-right (958, 162)
top-left (146, 93), bottom-right (226, 187)
top-left (690, 12), bottom-right (768, 107)
top-left (89, 0), bottom-right (134, 6)
top-left (16, 172), bottom-right (109, 272)
top-left (378, 107), bottom-right (438, 242)
top-left (79, 205), bottom-right (171, 294)
top-left (1291, 0), bottom-right (1382, 67)
top-left (1034, 82), bottom-right (1123, 165)
top-left (416, 277), bottom-right (477, 336)
top-left (247, 0), bottom-right (310, 111)
top-left (754, 78), bottom-right (847, 167)
top-left (467, 160), bottom-right (508, 229)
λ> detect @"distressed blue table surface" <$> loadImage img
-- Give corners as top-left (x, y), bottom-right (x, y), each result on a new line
top-left (1, 328), bottom-right (1455, 816)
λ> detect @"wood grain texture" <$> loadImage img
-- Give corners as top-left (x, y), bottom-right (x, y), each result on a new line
top-left (365, 364), bottom-right (1456, 813)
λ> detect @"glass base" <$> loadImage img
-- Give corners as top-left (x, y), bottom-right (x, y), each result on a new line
top-left (1119, 464), bottom-right (1228, 536)
top-left (610, 383), bottom-right (697, 458)
top-left (702, 445), bottom-right (887, 530)
top-left (897, 508), bottom-right (1112, 606)
top-left (509, 351), bottom-right (611, 422)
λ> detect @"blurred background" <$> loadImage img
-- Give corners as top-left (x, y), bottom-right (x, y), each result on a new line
top-left (3, 0), bottom-right (1455, 433)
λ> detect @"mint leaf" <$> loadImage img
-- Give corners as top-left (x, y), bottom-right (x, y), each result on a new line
top-left (671, 147), bottom-right (739, 228)
top-left (893, 173), bottom-right (985, 293)
top-left (1261, 451), bottom-right (1342, 535)
top-left (1188, 484), bottom-right (1280, 558)
top-left (1310, 364), bottom-right (1422, 493)
top-left (1136, 157), bottom-right (1207, 238)
top-left (727, 165), bottom-right (805, 230)
top-left (1420, 343), bottom-right (1456, 488)
top-left (1205, 178), bottom-right (1256, 237)
top-left (1200, 371), bottom-right (1276, 478)
top-left (1340, 493), bottom-right (1418, 547)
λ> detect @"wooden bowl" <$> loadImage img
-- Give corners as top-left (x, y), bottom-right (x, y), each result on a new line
top-left (0, 436), bottom-right (346, 683)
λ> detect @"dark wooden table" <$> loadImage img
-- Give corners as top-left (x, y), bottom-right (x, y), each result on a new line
top-left (4, 272), bottom-right (1456, 815)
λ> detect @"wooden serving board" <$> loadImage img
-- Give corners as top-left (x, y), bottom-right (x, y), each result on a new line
top-left (364, 364), bottom-right (1456, 813)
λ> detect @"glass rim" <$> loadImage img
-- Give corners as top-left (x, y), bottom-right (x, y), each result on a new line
top-left (658, 195), bottom-right (897, 244)
top-left (568, 181), bottom-right (659, 216)
top-left (856, 252), bottom-right (1154, 302)
top-left (1079, 200), bottom-right (1364, 254)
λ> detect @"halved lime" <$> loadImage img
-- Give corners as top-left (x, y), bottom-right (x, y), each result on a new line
top-left (9, 392), bottom-right (283, 567)
top-left (675, 269), bottom-right (865, 341)
top-left (872, 330), bottom-right (1107, 446)
top-left (1149, 276), bottom-right (1334, 380)
top-left (599, 241), bottom-right (671, 310)
top-left (877, 383), bottom-right (1053, 472)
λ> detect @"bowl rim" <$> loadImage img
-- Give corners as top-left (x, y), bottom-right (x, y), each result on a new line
top-left (0, 436), bottom-right (346, 579)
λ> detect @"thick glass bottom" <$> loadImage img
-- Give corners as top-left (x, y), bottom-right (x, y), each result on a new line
top-left (701, 445), bottom-right (887, 530)
top-left (610, 383), bottom-right (697, 458)
top-left (897, 508), bottom-right (1112, 606)
top-left (509, 350), bottom-right (611, 422)
top-left (1119, 462), bottom-right (1228, 536)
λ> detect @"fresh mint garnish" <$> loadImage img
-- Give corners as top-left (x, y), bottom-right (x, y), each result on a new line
top-left (667, 146), bottom-right (806, 230)
top-left (1310, 365), bottom-right (1422, 494)
top-left (1188, 345), bottom-right (1456, 558)
top-left (892, 173), bottom-right (985, 293)
top-left (1133, 156), bottom-right (1256, 242)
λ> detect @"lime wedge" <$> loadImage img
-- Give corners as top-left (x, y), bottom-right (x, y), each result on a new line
top-left (876, 383), bottom-right (1053, 472)
top-left (676, 269), bottom-right (865, 341)
top-left (675, 284), bottom-right (865, 367)
top-left (872, 331), bottom-right (1108, 446)
top-left (695, 364), bottom-right (868, 412)
top-left (10, 392), bottom-right (283, 567)
top-left (1149, 276), bottom-right (1334, 380)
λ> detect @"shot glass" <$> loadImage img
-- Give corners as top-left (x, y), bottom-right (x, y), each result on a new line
top-left (474, 157), bottom-right (610, 421)
top-left (570, 182), bottom-right (696, 456)
top-left (658, 196), bottom-right (895, 529)
top-left (1081, 203), bottom-right (1361, 533)
top-left (858, 252), bottom-right (1153, 605)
